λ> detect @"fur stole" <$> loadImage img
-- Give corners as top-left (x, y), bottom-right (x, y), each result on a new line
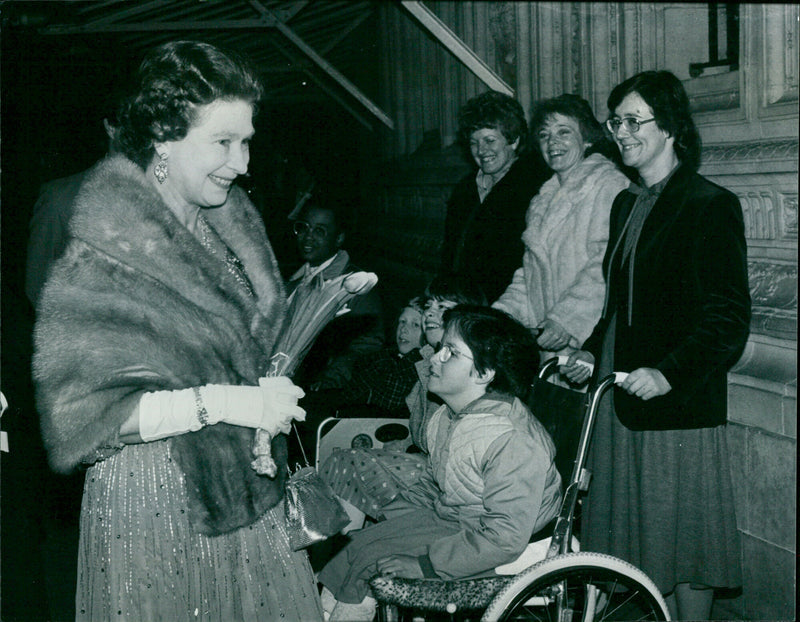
top-left (33, 154), bottom-right (289, 535)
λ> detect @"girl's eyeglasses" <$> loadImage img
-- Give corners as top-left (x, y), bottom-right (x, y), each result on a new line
top-left (437, 344), bottom-right (473, 363)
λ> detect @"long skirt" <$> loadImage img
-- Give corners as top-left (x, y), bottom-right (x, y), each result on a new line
top-left (76, 441), bottom-right (323, 621)
top-left (582, 318), bottom-right (742, 595)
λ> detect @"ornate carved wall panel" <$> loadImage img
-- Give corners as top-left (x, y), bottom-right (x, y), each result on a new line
top-left (762, 4), bottom-right (799, 109)
top-left (365, 6), bottom-right (795, 619)
top-left (701, 138), bottom-right (797, 342)
top-left (369, 0), bottom-right (797, 351)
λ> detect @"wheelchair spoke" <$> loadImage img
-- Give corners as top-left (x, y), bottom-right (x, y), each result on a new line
top-left (485, 554), bottom-right (669, 622)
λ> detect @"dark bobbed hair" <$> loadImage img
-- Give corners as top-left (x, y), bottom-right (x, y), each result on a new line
top-left (607, 70), bottom-right (701, 171)
top-left (442, 305), bottom-right (539, 400)
top-left (425, 273), bottom-right (488, 307)
top-left (530, 94), bottom-right (614, 160)
top-left (116, 40), bottom-right (264, 169)
top-left (457, 91), bottom-right (528, 155)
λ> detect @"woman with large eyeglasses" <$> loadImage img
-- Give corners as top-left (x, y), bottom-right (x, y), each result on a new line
top-left (563, 70), bottom-right (750, 620)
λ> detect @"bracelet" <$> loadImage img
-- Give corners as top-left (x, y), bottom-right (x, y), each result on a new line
top-left (193, 387), bottom-right (210, 427)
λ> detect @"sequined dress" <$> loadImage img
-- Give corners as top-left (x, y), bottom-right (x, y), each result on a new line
top-left (31, 157), bottom-right (324, 620)
top-left (76, 441), bottom-right (323, 621)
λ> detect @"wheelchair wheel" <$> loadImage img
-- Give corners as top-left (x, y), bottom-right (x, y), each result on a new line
top-left (482, 552), bottom-right (670, 621)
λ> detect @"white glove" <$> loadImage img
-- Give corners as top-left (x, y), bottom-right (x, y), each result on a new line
top-left (201, 376), bottom-right (306, 434)
top-left (138, 377), bottom-right (305, 442)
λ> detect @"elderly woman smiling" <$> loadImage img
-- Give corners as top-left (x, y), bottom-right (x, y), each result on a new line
top-left (494, 94), bottom-right (630, 362)
top-left (32, 41), bottom-right (322, 620)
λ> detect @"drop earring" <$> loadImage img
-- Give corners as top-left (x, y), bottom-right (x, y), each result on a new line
top-left (154, 152), bottom-right (168, 184)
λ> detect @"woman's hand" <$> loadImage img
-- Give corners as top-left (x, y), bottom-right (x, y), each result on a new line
top-left (198, 377), bottom-right (306, 435)
top-left (536, 319), bottom-right (571, 351)
top-left (255, 376), bottom-right (306, 434)
top-left (561, 351), bottom-right (595, 385)
top-left (618, 368), bottom-right (671, 401)
top-left (376, 554), bottom-right (424, 579)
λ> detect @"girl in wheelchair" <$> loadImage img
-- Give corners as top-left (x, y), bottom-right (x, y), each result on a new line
top-left (318, 305), bottom-right (562, 621)
top-left (319, 275), bottom-right (485, 526)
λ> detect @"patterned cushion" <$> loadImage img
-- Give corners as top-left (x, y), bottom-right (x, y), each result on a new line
top-left (369, 575), bottom-right (513, 613)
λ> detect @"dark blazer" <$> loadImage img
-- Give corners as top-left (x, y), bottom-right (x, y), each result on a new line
top-left (583, 164), bottom-right (750, 430)
top-left (441, 151), bottom-right (550, 301)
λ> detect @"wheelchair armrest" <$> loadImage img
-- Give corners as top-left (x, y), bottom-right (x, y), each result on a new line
top-left (315, 416), bottom-right (412, 469)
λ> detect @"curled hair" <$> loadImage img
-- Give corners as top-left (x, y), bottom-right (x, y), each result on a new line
top-left (425, 273), bottom-right (488, 307)
top-left (457, 91), bottom-right (528, 154)
top-left (116, 40), bottom-right (264, 169)
top-left (443, 305), bottom-right (539, 399)
top-left (531, 94), bottom-right (615, 160)
top-left (607, 70), bottom-right (701, 171)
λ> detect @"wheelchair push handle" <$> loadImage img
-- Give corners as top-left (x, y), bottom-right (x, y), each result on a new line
top-left (539, 355), bottom-right (594, 380)
top-left (546, 365), bottom-right (630, 558)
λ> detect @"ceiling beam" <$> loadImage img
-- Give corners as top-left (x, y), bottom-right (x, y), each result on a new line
top-left (399, 0), bottom-right (513, 96)
top-left (320, 9), bottom-right (374, 55)
top-left (41, 19), bottom-right (268, 34)
top-left (266, 36), bottom-right (374, 131)
top-left (248, 0), bottom-right (394, 130)
top-left (75, 0), bottom-right (168, 28)
top-left (272, 1), bottom-right (309, 24)
top-left (41, 1), bottom-right (394, 131)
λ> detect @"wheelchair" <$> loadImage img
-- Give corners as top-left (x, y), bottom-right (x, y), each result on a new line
top-left (316, 358), bottom-right (671, 621)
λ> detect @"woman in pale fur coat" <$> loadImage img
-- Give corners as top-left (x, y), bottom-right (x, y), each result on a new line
top-left (32, 41), bottom-right (323, 620)
top-left (494, 94), bottom-right (630, 362)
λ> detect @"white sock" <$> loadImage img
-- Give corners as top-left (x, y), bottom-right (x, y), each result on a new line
top-left (337, 496), bottom-right (366, 534)
top-left (330, 595), bottom-right (376, 621)
top-left (320, 586), bottom-right (337, 618)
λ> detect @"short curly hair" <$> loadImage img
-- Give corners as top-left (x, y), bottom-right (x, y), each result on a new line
top-left (457, 90), bottom-right (528, 154)
top-left (442, 305), bottom-right (539, 400)
top-left (607, 70), bottom-right (701, 171)
top-left (116, 40), bottom-right (264, 169)
top-left (530, 94), bottom-right (611, 159)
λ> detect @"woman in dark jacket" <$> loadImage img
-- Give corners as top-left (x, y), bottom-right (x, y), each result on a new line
top-left (564, 71), bottom-right (750, 620)
top-left (441, 90), bottom-right (550, 302)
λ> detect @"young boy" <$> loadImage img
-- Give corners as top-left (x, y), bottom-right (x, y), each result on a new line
top-left (289, 298), bottom-right (424, 465)
top-left (338, 297), bottom-right (426, 416)
top-left (319, 306), bottom-right (562, 621)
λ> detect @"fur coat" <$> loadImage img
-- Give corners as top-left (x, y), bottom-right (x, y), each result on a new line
top-left (33, 154), bottom-right (290, 535)
top-left (494, 154), bottom-right (630, 351)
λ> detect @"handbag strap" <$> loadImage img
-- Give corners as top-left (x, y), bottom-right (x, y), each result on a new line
top-left (291, 422), bottom-right (311, 468)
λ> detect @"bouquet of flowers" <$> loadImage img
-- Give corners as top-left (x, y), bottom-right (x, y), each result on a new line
top-left (252, 270), bottom-right (378, 475)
